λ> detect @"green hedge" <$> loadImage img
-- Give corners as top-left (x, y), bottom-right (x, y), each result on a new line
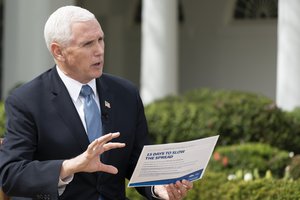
top-left (288, 155), bottom-right (300, 180)
top-left (197, 171), bottom-right (300, 200)
top-left (126, 171), bottom-right (300, 200)
top-left (209, 143), bottom-right (290, 178)
top-left (145, 88), bottom-right (300, 153)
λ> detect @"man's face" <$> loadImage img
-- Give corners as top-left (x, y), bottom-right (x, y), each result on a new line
top-left (61, 19), bottom-right (105, 83)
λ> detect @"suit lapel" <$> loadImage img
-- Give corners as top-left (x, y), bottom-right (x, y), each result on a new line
top-left (49, 68), bottom-right (90, 151)
top-left (96, 76), bottom-right (114, 136)
top-left (96, 75), bottom-right (116, 182)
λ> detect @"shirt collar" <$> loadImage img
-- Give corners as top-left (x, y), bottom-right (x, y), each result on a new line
top-left (56, 65), bottom-right (97, 102)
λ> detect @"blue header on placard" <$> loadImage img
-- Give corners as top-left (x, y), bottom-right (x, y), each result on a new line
top-left (129, 169), bottom-right (203, 187)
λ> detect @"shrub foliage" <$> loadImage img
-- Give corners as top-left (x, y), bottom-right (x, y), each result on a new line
top-left (195, 171), bottom-right (300, 200)
top-left (209, 143), bottom-right (290, 178)
top-left (145, 88), bottom-right (300, 153)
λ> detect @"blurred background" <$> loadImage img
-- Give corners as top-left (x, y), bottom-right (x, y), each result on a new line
top-left (0, 0), bottom-right (283, 106)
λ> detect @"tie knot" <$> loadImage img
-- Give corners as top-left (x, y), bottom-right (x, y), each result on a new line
top-left (80, 85), bottom-right (94, 98)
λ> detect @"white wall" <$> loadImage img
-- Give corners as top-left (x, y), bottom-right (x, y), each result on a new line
top-left (179, 0), bottom-right (277, 99)
top-left (2, 0), bottom-right (74, 98)
top-left (103, 0), bottom-right (278, 100)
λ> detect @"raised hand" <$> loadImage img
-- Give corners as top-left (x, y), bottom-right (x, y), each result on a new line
top-left (60, 132), bottom-right (125, 179)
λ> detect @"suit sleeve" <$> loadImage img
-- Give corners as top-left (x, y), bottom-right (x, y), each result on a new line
top-left (0, 93), bottom-right (63, 199)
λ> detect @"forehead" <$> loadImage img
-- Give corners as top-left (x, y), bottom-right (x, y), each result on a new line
top-left (70, 20), bottom-right (104, 41)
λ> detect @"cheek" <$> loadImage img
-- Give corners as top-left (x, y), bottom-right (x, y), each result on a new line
top-left (71, 53), bottom-right (88, 66)
top-left (64, 49), bottom-right (92, 71)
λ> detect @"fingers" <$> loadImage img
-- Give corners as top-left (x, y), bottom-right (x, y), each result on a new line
top-left (103, 142), bottom-right (126, 152)
top-left (167, 184), bottom-right (182, 200)
top-left (154, 180), bottom-right (193, 200)
top-left (180, 179), bottom-right (193, 190)
top-left (99, 163), bottom-right (119, 174)
top-left (174, 181), bottom-right (188, 198)
top-left (96, 132), bottom-right (121, 144)
top-left (87, 132), bottom-right (125, 155)
top-left (165, 184), bottom-right (177, 200)
top-left (166, 180), bottom-right (193, 200)
top-left (90, 132), bottom-right (120, 146)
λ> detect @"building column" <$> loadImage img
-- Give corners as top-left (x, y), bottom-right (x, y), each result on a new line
top-left (140, 0), bottom-right (178, 105)
top-left (2, 0), bottom-right (74, 98)
top-left (277, 0), bottom-right (300, 111)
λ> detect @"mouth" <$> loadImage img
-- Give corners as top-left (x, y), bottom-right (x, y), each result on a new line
top-left (91, 62), bottom-right (102, 68)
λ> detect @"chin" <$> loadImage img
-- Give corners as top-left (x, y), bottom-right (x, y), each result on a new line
top-left (94, 71), bottom-right (103, 78)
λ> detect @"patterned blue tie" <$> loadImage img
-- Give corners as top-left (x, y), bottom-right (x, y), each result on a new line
top-left (80, 85), bottom-right (102, 142)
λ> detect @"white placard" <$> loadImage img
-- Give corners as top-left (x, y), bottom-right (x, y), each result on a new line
top-left (128, 135), bottom-right (219, 187)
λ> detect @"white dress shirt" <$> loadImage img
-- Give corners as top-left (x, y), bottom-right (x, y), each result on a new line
top-left (56, 65), bottom-right (101, 195)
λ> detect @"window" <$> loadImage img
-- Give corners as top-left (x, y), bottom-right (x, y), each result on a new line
top-left (233, 0), bottom-right (278, 20)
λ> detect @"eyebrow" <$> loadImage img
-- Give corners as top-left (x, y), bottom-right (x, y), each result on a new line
top-left (77, 32), bottom-right (105, 47)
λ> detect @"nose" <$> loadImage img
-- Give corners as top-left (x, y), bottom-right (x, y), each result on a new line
top-left (94, 41), bottom-right (104, 56)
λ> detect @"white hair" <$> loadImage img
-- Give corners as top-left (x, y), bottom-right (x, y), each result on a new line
top-left (44, 5), bottom-right (96, 51)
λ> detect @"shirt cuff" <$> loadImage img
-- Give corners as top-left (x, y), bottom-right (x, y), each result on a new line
top-left (151, 186), bottom-right (164, 199)
top-left (58, 174), bottom-right (74, 195)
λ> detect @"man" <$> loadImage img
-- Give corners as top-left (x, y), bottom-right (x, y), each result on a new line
top-left (0, 5), bottom-right (192, 200)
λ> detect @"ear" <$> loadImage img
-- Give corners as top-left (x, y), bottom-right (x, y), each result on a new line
top-left (51, 42), bottom-right (65, 62)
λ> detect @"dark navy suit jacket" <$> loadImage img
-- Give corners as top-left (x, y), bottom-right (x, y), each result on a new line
top-left (0, 67), bottom-right (154, 200)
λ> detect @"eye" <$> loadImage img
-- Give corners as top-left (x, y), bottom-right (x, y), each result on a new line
top-left (84, 41), bottom-right (93, 47)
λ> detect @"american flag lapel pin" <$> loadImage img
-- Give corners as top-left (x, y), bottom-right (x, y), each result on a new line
top-left (105, 100), bottom-right (111, 108)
